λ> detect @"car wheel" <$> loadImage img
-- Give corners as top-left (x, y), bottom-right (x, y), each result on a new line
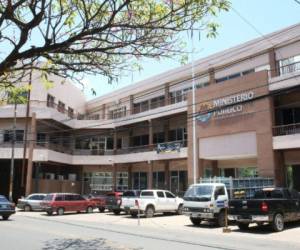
top-left (24, 205), bottom-right (31, 212)
top-left (217, 211), bottom-right (225, 227)
top-left (237, 222), bottom-right (249, 230)
top-left (57, 207), bottom-right (64, 216)
top-left (2, 215), bottom-right (9, 220)
top-left (190, 217), bottom-right (202, 226)
top-left (176, 204), bottom-right (183, 215)
top-left (86, 206), bottom-right (93, 213)
top-left (145, 206), bottom-right (155, 218)
top-left (272, 213), bottom-right (284, 232)
top-left (113, 209), bottom-right (121, 215)
top-left (99, 207), bottom-right (105, 213)
top-left (46, 211), bottom-right (53, 216)
top-left (131, 212), bottom-right (138, 218)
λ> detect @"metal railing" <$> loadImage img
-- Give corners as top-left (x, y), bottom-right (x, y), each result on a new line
top-left (279, 61), bottom-right (300, 76)
top-left (273, 123), bottom-right (300, 136)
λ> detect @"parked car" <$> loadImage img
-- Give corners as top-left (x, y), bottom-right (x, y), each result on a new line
top-left (129, 190), bottom-right (183, 218)
top-left (41, 193), bottom-right (96, 216)
top-left (0, 195), bottom-right (15, 220)
top-left (121, 190), bottom-right (141, 214)
top-left (105, 192), bottom-right (123, 215)
top-left (228, 188), bottom-right (300, 232)
top-left (87, 194), bottom-right (106, 212)
top-left (17, 193), bottom-right (47, 211)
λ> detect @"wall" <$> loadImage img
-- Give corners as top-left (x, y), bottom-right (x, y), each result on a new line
top-left (187, 71), bottom-right (279, 184)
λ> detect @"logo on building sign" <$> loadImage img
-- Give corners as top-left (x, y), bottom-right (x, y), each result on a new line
top-left (196, 91), bottom-right (255, 123)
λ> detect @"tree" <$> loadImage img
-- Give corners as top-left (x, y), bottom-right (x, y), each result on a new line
top-left (0, 0), bottom-right (230, 88)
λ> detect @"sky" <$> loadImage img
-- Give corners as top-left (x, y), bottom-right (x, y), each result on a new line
top-left (82, 0), bottom-right (300, 100)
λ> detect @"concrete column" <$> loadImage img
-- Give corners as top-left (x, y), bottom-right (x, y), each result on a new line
top-left (198, 158), bottom-right (204, 181)
top-left (212, 160), bottom-right (219, 177)
top-left (274, 150), bottom-right (285, 187)
top-left (25, 112), bottom-right (36, 196)
top-left (102, 104), bottom-right (106, 120)
top-left (128, 164), bottom-right (132, 189)
top-left (187, 119), bottom-right (199, 185)
top-left (147, 161), bottom-right (153, 189)
top-left (113, 129), bottom-right (117, 154)
top-left (164, 83), bottom-right (170, 105)
top-left (129, 95), bottom-right (134, 115)
top-left (269, 48), bottom-right (278, 77)
top-left (209, 68), bottom-right (216, 85)
top-left (148, 120), bottom-right (153, 150)
top-left (164, 161), bottom-right (170, 190)
top-left (112, 164), bottom-right (117, 191)
top-left (164, 120), bottom-right (169, 142)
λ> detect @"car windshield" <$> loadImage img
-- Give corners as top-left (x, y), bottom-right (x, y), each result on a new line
top-left (184, 185), bottom-right (213, 201)
top-left (0, 196), bottom-right (8, 202)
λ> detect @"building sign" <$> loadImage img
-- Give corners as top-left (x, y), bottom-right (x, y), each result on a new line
top-left (156, 142), bottom-right (181, 154)
top-left (196, 91), bottom-right (255, 123)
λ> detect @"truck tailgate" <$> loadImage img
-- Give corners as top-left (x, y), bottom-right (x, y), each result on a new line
top-left (229, 199), bottom-right (265, 216)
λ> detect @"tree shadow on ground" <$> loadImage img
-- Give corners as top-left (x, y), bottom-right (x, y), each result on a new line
top-left (42, 238), bottom-right (142, 250)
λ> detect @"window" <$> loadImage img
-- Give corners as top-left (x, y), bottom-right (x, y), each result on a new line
top-left (170, 171), bottom-right (187, 194)
top-left (47, 94), bottom-right (55, 108)
top-left (279, 54), bottom-right (300, 75)
top-left (3, 130), bottom-right (24, 142)
top-left (116, 172), bottom-right (128, 191)
top-left (132, 134), bottom-right (149, 147)
top-left (157, 191), bottom-right (165, 198)
top-left (214, 186), bottom-right (225, 199)
top-left (28, 195), bottom-right (41, 200)
top-left (55, 195), bottom-right (64, 201)
top-left (165, 192), bottom-right (175, 198)
top-left (153, 132), bottom-right (165, 144)
top-left (215, 69), bottom-right (255, 84)
top-left (168, 128), bottom-right (186, 142)
top-left (150, 95), bottom-right (165, 109)
top-left (37, 133), bottom-right (46, 146)
top-left (132, 172), bottom-right (147, 190)
top-left (89, 172), bottom-right (113, 191)
top-left (117, 138), bottom-right (122, 149)
top-left (68, 107), bottom-right (74, 118)
top-left (109, 106), bottom-right (127, 119)
top-left (58, 101), bottom-right (65, 113)
top-left (153, 172), bottom-right (165, 189)
top-left (141, 191), bottom-right (154, 197)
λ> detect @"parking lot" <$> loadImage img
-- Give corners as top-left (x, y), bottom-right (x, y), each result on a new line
top-left (14, 209), bottom-right (300, 246)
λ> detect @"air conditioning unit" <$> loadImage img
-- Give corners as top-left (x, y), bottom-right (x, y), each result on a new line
top-left (57, 175), bottom-right (64, 181)
top-left (68, 174), bottom-right (77, 181)
top-left (45, 173), bottom-right (55, 180)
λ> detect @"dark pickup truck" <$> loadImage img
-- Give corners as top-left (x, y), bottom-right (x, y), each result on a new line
top-left (228, 188), bottom-right (300, 232)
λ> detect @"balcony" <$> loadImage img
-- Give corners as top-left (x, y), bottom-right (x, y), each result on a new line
top-left (273, 123), bottom-right (300, 150)
top-left (273, 123), bottom-right (300, 136)
top-left (269, 61), bottom-right (300, 91)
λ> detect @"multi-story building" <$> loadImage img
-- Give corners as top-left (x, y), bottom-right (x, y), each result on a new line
top-left (1, 23), bottom-right (300, 200)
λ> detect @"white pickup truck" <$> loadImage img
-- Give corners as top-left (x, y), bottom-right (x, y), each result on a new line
top-left (129, 190), bottom-right (184, 218)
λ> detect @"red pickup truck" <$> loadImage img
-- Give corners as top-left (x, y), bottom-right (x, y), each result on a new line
top-left (41, 193), bottom-right (96, 216)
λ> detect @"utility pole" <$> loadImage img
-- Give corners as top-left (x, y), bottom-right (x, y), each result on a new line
top-left (9, 101), bottom-right (17, 202)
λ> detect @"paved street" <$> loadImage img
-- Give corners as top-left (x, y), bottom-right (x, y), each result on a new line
top-left (1, 211), bottom-right (300, 250)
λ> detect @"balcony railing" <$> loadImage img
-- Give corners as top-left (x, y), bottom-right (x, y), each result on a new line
top-left (279, 61), bottom-right (300, 76)
top-left (273, 123), bottom-right (300, 136)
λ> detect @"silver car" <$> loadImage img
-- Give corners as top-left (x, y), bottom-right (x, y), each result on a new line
top-left (17, 193), bottom-right (47, 211)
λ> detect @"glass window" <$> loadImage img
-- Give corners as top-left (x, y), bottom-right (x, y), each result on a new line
top-left (141, 191), bottom-right (154, 197)
top-left (157, 191), bottom-right (165, 198)
top-left (132, 172), bottom-right (147, 190)
top-left (165, 192), bottom-right (175, 198)
top-left (47, 94), bottom-right (55, 107)
top-left (55, 195), bottom-right (64, 201)
top-left (214, 186), bottom-right (225, 199)
top-left (44, 194), bottom-right (54, 201)
top-left (153, 132), bottom-right (165, 144)
top-left (279, 54), bottom-right (300, 75)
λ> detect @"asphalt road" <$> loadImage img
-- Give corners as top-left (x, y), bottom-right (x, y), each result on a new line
top-left (1, 211), bottom-right (300, 250)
